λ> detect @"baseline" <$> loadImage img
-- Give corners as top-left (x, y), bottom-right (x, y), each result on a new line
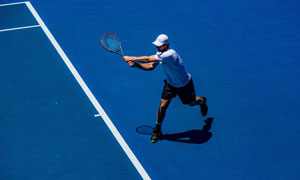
top-left (0, 25), bottom-right (40, 33)
top-left (0, 1), bottom-right (28, 7)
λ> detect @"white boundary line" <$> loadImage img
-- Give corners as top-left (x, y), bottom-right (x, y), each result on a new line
top-left (24, 2), bottom-right (151, 180)
top-left (0, 25), bottom-right (40, 33)
top-left (0, 1), bottom-right (27, 7)
top-left (94, 114), bottom-right (102, 117)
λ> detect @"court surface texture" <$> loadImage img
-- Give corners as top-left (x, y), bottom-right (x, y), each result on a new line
top-left (1, 1), bottom-right (300, 180)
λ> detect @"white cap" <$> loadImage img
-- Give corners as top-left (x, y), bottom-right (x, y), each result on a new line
top-left (152, 34), bottom-right (169, 46)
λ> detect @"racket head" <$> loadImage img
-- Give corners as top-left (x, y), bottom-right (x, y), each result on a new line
top-left (101, 33), bottom-right (124, 56)
top-left (136, 125), bottom-right (154, 135)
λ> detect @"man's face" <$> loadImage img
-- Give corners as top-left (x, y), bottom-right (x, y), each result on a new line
top-left (156, 44), bottom-right (168, 52)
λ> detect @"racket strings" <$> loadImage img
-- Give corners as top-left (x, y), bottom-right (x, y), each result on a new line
top-left (102, 35), bottom-right (121, 52)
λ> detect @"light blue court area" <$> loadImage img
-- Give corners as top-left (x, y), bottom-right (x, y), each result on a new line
top-left (0, 3), bottom-right (141, 180)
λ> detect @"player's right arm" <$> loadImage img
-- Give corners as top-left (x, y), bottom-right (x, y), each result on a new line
top-left (123, 55), bottom-right (158, 63)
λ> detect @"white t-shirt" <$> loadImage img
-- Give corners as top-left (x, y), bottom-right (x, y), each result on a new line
top-left (155, 49), bottom-right (191, 87)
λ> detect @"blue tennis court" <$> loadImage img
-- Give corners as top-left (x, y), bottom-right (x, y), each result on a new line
top-left (1, 1), bottom-right (300, 180)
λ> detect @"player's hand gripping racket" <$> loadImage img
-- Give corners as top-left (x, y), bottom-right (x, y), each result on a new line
top-left (101, 33), bottom-right (124, 57)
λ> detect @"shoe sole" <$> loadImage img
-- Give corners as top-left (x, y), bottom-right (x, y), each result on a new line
top-left (151, 133), bottom-right (162, 143)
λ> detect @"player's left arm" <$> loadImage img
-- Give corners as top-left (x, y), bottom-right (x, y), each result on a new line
top-left (127, 61), bottom-right (158, 71)
top-left (123, 55), bottom-right (157, 63)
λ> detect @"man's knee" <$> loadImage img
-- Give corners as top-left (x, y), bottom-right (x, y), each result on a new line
top-left (188, 97), bottom-right (200, 106)
top-left (159, 99), bottom-right (171, 111)
top-left (160, 104), bottom-right (168, 111)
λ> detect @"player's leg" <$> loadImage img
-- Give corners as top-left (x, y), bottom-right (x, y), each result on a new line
top-left (189, 96), bottom-right (203, 106)
top-left (151, 80), bottom-right (176, 143)
top-left (197, 96), bottom-right (208, 116)
top-left (189, 96), bottom-right (208, 116)
top-left (178, 78), bottom-right (208, 116)
top-left (151, 98), bottom-right (171, 143)
top-left (156, 98), bottom-right (172, 127)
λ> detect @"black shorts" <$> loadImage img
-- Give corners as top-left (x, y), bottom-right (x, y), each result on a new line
top-left (161, 78), bottom-right (196, 104)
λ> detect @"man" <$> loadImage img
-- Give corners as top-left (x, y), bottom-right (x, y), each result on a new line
top-left (123, 34), bottom-right (208, 143)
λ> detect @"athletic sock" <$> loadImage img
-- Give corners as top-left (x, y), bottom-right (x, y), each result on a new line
top-left (155, 123), bottom-right (162, 130)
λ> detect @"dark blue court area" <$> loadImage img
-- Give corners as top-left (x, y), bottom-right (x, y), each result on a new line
top-left (1, 1), bottom-right (300, 180)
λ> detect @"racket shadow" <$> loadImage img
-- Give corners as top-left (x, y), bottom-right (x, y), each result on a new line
top-left (161, 117), bottom-right (214, 144)
top-left (136, 125), bottom-right (154, 135)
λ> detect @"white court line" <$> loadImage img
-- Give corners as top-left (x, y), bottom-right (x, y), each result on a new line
top-left (24, 2), bottom-right (151, 180)
top-left (0, 1), bottom-right (27, 7)
top-left (94, 114), bottom-right (102, 117)
top-left (0, 25), bottom-right (40, 33)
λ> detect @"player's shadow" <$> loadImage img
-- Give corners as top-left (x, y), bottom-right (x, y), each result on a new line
top-left (161, 117), bottom-right (213, 144)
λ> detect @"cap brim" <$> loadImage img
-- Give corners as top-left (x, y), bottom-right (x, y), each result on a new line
top-left (152, 40), bottom-right (164, 46)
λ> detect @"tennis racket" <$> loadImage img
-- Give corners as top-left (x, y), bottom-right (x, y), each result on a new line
top-left (101, 33), bottom-right (125, 57)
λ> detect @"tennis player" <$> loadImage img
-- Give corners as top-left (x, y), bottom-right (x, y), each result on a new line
top-left (123, 34), bottom-right (208, 143)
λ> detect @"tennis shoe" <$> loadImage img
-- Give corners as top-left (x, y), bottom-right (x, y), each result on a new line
top-left (151, 126), bottom-right (162, 143)
top-left (200, 96), bottom-right (208, 116)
